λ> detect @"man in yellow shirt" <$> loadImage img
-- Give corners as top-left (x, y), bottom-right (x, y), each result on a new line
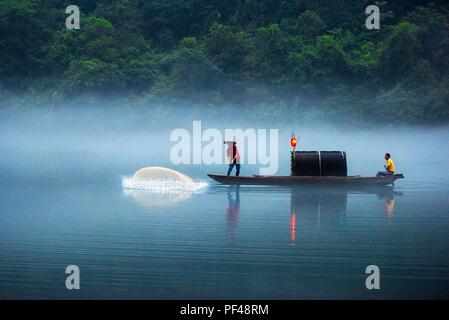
top-left (377, 153), bottom-right (395, 177)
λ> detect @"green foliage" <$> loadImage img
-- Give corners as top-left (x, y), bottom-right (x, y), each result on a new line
top-left (159, 40), bottom-right (220, 98)
top-left (1, 0), bottom-right (448, 124)
top-left (204, 23), bottom-right (249, 74)
top-left (0, 0), bottom-right (53, 85)
top-left (296, 10), bottom-right (327, 42)
top-left (379, 21), bottom-right (422, 81)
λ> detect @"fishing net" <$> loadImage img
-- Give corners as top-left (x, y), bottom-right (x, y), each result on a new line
top-left (123, 166), bottom-right (201, 191)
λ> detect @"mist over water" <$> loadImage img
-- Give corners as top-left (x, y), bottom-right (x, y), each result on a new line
top-left (0, 105), bottom-right (448, 298)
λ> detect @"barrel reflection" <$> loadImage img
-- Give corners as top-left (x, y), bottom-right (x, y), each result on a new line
top-left (290, 186), bottom-right (347, 227)
top-left (289, 186), bottom-right (402, 244)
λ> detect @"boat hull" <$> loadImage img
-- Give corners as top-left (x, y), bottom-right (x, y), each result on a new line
top-left (207, 174), bottom-right (404, 186)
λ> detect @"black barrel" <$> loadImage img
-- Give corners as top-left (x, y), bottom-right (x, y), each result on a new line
top-left (291, 151), bottom-right (347, 177)
top-left (291, 151), bottom-right (320, 176)
top-left (320, 151), bottom-right (347, 177)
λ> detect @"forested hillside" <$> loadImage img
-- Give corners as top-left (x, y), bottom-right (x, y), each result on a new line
top-left (1, 0), bottom-right (448, 124)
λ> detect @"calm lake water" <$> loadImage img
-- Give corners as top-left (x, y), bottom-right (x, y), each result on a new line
top-left (0, 126), bottom-right (448, 299)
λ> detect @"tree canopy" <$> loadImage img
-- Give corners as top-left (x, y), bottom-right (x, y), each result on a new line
top-left (1, 0), bottom-right (448, 124)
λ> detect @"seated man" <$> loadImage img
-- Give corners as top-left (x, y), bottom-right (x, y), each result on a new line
top-left (377, 153), bottom-right (395, 177)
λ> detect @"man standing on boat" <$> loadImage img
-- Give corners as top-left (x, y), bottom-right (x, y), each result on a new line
top-left (224, 141), bottom-right (241, 176)
top-left (377, 153), bottom-right (395, 177)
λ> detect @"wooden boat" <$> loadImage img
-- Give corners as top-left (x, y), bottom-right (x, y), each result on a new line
top-left (207, 174), bottom-right (404, 186)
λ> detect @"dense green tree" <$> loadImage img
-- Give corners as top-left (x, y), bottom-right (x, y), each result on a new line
top-left (0, 0), bottom-right (53, 86)
top-left (0, 0), bottom-right (448, 124)
top-left (295, 10), bottom-right (326, 42)
top-left (247, 24), bottom-right (289, 81)
top-left (405, 5), bottom-right (449, 75)
top-left (160, 37), bottom-right (220, 97)
top-left (379, 21), bottom-right (422, 83)
top-left (204, 23), bottom-right (249, 75)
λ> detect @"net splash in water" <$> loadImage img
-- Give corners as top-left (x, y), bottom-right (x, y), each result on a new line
top-left (122, 167), bottom-right (208, 193)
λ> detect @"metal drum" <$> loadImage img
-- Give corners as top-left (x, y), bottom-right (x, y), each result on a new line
top-left (291, 151), bottom-right (347, 177)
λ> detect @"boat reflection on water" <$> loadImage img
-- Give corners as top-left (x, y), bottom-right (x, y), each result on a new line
top-left (226, 186), bottom-right (240, 239)
top-left (223, 184), bottom-right (403, 243)
top-left (289, 186), bottom-right (403, 244)
top-left (289, 186), bottom-right (347, 245)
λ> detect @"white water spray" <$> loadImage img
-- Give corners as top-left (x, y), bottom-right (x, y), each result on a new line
top-left (122, 167), bottom-right (207, 208)
top-left (122, 166), bottom-right (207, 193)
